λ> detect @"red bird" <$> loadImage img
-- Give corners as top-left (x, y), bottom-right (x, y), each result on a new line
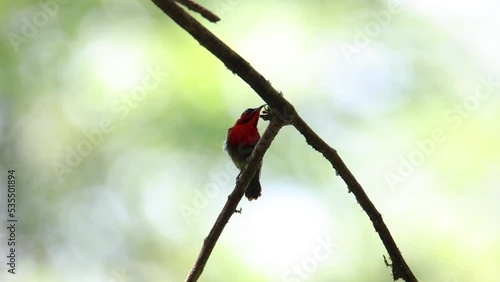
top-left (225, 105), bottom-right (265, 200)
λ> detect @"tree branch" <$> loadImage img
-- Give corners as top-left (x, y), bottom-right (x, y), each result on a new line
top-left (150, 0), bottom-right (296, 118)
top-left (150, 0), bottom-right (418, 281)
top-left (185, 117), bottom-right (284, 282)
top-left (292, 116), bottom-right (418, 281)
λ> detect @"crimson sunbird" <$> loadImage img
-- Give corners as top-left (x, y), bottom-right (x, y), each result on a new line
top-left (224, 105), bottom-right (265, 200)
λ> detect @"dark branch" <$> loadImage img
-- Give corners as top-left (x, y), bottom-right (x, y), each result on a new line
top-left (149, 0), bottom-right (418, 281)
top-left (292, 116), bottom-right (418, 281)
top-left (185, 118), bottom-right (284, 282)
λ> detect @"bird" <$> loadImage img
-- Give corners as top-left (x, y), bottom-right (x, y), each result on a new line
top-left (224, 105), bottom-right (265, 200)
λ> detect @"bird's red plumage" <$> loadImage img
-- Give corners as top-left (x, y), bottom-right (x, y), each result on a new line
top-left (226, 123), bottom-right (260, 148)
top-left (225, 106), bottom-right (264, 200)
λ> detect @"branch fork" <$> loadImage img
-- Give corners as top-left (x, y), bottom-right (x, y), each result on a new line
top-left (150, 1), bottom-right (419, 281)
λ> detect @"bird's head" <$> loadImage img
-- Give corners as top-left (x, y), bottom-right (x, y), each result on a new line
top-left (235, 105), bottom-right (265, 125)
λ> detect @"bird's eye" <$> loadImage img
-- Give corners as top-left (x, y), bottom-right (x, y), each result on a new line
top-left (244, 109), bottom-right (252, 114)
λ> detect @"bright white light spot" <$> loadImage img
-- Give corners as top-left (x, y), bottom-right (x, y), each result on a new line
top-left (237, 20), bottom-right (308, 88)
top-left (408, 0), bottom-right (500, 70)
top-left (325, 46), bottom-right (411, 116)
top-left (89, 40), bottom-right (144, 91)
top-left (408, 0), bottom-right (490, 26)
top-left (228, 185), bottom-right (335, 277)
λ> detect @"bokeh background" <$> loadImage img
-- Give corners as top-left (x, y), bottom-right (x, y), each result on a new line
top-left (1, 0), bottom-right (499, 281)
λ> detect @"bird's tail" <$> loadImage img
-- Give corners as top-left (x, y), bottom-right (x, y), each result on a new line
top-left (245, 168), bottom-right (261, 200)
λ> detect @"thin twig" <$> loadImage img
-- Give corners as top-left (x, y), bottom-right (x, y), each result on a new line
top-left (185, 118), bottom-right (284, 282)
top-left (173, 0), bottom-right (220, 23)
top-left (149, 0), bottom-right (418, 281)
